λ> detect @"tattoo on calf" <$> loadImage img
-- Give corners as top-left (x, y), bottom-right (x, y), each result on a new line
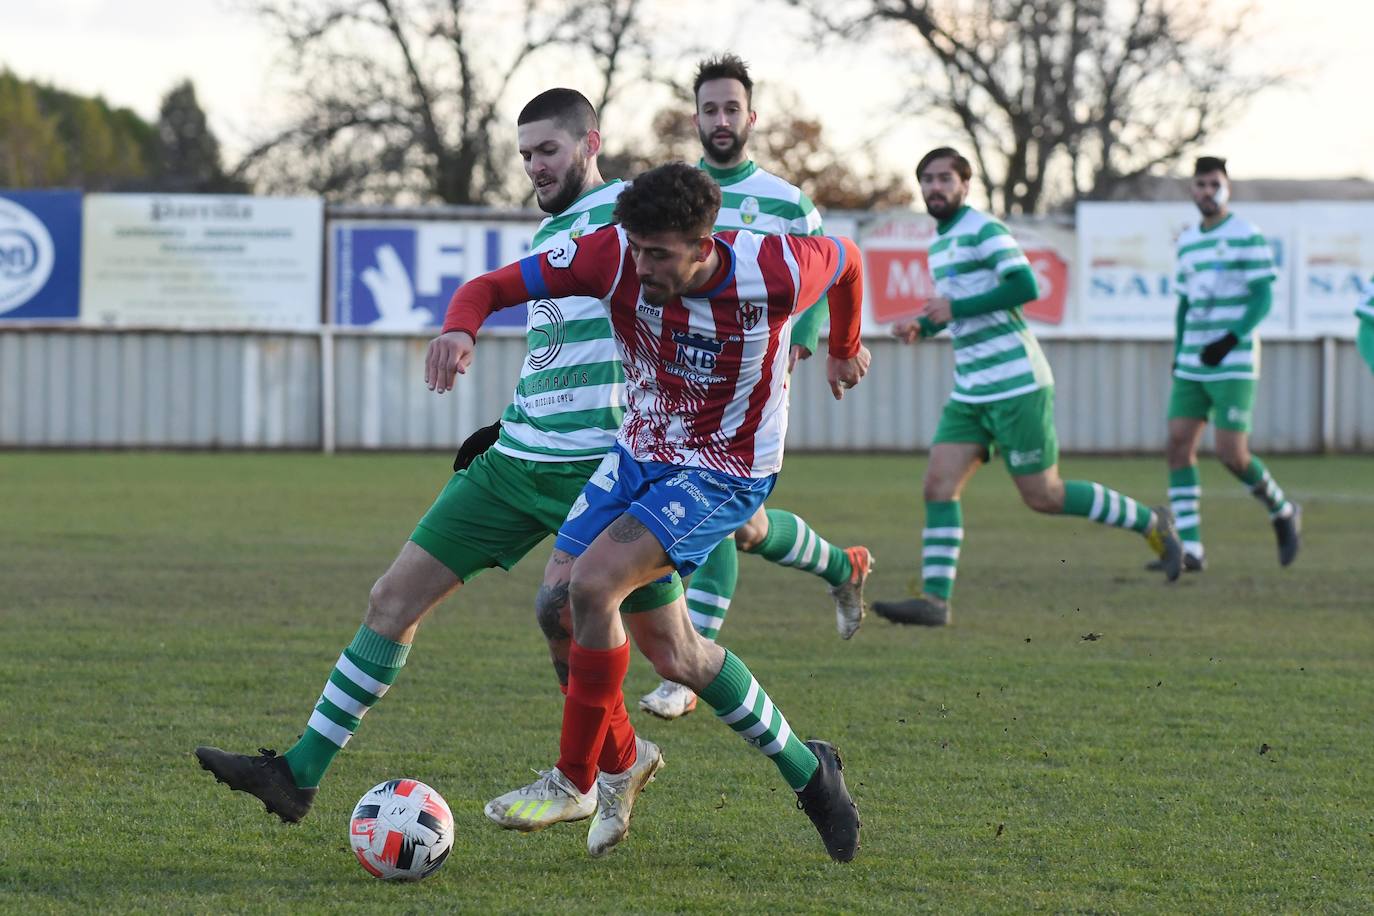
top-left (535, 584), bottom-right (571, 641)
top-left (608, 515), bottom-right (648, 544)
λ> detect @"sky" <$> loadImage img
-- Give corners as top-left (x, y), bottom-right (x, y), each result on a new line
top-left (2, 0), bottom-right (1371, 186)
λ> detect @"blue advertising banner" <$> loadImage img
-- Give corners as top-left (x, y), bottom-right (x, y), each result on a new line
top-left (0, 189), bottom-right (82, 321)
top-left (330, 219), bottom-right (539, 332)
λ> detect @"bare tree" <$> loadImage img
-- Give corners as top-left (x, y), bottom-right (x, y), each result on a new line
top-left (235, 0), bottom-right (651, 203)
top-left (793, 0), bottom-right (1279, 214)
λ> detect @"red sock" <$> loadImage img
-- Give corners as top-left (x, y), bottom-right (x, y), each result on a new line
top-left (562, 678), bottom-right (635, 774)
top-left (557, 640), bottom-right (633, 794)
top-left (598, 694), bottom-right (638, 775)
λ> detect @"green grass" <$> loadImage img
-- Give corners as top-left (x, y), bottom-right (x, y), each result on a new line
top-left (1, 452), bottom-right (1371, 914)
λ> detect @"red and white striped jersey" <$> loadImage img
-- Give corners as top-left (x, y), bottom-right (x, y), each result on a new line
top-left (445, 225), bottom-right (863, 478)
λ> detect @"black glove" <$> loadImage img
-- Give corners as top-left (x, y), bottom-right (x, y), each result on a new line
top-left (453, 420), bottom-right (502, 471)
top-left (1200, 332), bottom-right (1239, 367)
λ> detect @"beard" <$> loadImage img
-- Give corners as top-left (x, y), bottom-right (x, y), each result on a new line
top-left (537, 154), bottom-right (589, 215)
top-left (698, 124), bottom-right (751, 165)
top-left (924, 192), bottom-right (961, 221)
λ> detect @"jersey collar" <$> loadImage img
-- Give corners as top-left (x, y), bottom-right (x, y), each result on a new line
top-left (698, 158), bottom-right (757, 185)
top-left (686, 238), bottom-right (737, 300)
top-left (936, 205), bottom-right (971, 235)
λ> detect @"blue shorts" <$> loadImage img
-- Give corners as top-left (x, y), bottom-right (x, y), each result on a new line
top-left (555, 445), bottom-right (776, 577)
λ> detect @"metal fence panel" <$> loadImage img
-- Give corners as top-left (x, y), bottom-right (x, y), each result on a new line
top-left (2, 330), bottom-right (1371, 452)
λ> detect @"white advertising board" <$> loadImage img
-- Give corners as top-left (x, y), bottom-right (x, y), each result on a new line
top-left (80, 194), bottom-right (324, 329)
top-left (1076, 202), bottom-right (1296, 339)
top-left (1291, 203), bottom-right (1374, 337)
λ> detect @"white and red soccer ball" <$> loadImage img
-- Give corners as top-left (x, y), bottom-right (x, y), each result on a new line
top-left (349, 779), bottom-right (453, 881)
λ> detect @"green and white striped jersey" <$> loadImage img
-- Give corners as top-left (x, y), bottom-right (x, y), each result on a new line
top-left (1357, 277), bottom-right (1374, 323)
top-left (1173, 213), bottom-right (1277, 381)
top-left (493, 180), bottom-right (625, 463)
top-left (699, 159), bottom-right (828, 353)
top-left (928, 206), bottom-right (1053, 403)
top-left (700, 159), bottom-right (823, 237)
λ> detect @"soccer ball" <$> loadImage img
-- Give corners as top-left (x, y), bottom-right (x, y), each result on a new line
top-left (349, 779), bottom-right (454, 881)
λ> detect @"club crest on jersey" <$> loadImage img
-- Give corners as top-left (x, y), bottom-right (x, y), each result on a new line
top-left (569, 212), bottom-right (591, 238)
top-left (547, 237), bottom-right (577, 268)
top-left (740, 196), bottom-right (760, 225)
top-left (737, 300), bottom-right (763, 331)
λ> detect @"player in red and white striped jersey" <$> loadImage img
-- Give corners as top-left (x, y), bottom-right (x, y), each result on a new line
top-left (427, 162), bottom-right (869, 862)
top-left (435, 196), bottom-right (864, 478)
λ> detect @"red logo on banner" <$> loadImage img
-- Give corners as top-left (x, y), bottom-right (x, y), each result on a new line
top-left (866, 248), bottom-right (1067, 325)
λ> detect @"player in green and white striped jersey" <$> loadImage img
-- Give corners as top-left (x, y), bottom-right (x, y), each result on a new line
top-left (1357, 278), bottom-right (1374, 375)
top-left (1162, 156), bottom-right (1300, 571)
top-left (195, 89), bottom-right (680, 828)
top-left (639, 54), bottom-right (873, 721)
top-left (871, 147), bottom-right (1182, 627)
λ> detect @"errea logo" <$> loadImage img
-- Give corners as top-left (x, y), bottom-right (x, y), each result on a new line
top-left (661, 501), bottom-right (687, 524)
top-left (1008, 448), bottom-right (1042, 468)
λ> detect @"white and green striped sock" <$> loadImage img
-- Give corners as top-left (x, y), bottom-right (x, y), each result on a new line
top-left (686, 537), bottom-right (737, 641)
top-left (1063, 480), bottom-right (1153, 534)
top-left (282, 625), bottom-right (409, 788)
top-left (1168, 465), bottom-right (1204, 559)
top-left (698, 650), bottom-right (819, 791)
top-left (745, 508), bottom-right (852, 587)
top-left (1236, 457), bottom-right (1293, 519)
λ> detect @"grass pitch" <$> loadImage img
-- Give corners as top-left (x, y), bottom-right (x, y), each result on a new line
top-left (1, 452), bottom-right (1371, 913)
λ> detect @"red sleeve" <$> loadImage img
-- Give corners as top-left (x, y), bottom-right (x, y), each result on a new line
top-left (441, 226), bottom-right (624, 337)
top-left (788, 235), bottom-right (864, 359)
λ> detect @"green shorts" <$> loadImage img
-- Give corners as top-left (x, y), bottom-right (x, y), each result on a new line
top-left (1167, 376), bottom-right (1257, 432)
top-left (933, 387), bottom-right (1059, 476)
top-left (410, 448), bottom-right (682, 611)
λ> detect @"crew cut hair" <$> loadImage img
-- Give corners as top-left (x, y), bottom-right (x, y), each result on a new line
top-left (693, 53), bottom-right (754, 106)
top-left (1194, 156), bottom-right (1228, 176)
top-left (517, 88), bottom-right (598, 137)
top-left (614, 162), bottom-right (721, 239)
top-left (917, 147), bottom-right (973, 182)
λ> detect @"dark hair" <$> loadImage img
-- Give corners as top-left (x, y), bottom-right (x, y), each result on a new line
top-left (614, 162), bottom-right (721, 238)
top-left (1194, 155), bottom-right (1228, 176)
top-left (917, 147), bottom-right (972, 182)
top-left (693, 53), bottom-right (753, 106)
top-left (517, 88), bottom-right (598, 137)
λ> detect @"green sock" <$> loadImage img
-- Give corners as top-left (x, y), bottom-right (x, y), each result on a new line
top-left (745, 508), bottom-right (852, 587)
top-left (1168, 465), bottom-right (1203, 559)
top-left (1234, 457), bottom-right (1293, 519)
top-left (698, 649), bottom-right (819, 791)
top-left (282, 625), bottom-right (410, 788)
top-left (922, 500), bottom-right (962, 600)
top-left (1062, 480), bottom-right (1153, 534)
top-left (687, 537), bottom-right (737, 641)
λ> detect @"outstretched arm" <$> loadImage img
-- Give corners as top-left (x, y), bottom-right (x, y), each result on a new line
top-left (428, 229), bottom-right (621, 392)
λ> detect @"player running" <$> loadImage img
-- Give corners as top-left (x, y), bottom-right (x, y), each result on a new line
top-left (640, 54), bottom-right (872, 721)
top-left (193, 89), bottom-right (681, 823)
top-left (872, 147), bottom-right (1182, 628)
top-left (1158, 156), bottom-right (1300, 571)
top-left (431, 162), bottom-right (867, 861)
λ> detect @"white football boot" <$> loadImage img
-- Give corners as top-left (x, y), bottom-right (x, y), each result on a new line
top-left (638, 679), bottom-right (698, 719)
top-left (483, 766), bottom-right (595, 831)
top-left (587, 737), bottom-right (664, 857)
